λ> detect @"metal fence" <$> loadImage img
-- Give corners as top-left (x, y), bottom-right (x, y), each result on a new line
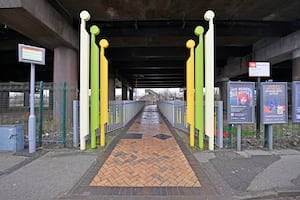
top-left (0, 82), bottom-right (77, 147)
top-left (157, 100), bottom-right (188, 132)
top-left (226, 122), bottom-right (300, 150)
top-left (158, 100), bottom-right (300, 150)
top-left (0, 82), bottom-right (145, 148)
top-left (1, 81), bottom-right (299, 150)
top-left (107, 100), bottom-right (145, 133)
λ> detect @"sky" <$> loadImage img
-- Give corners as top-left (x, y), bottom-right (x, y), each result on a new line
top-left (116, 88), bottom-right (182, 97)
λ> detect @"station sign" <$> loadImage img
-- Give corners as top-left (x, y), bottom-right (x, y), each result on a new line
top-left (18, 44), bottom-right (45, 65)
top-left (248, 62), bottom-right (270, 77)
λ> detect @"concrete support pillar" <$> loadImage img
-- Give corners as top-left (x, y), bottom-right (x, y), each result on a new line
top-left (292, 49), bottom-right (300, 81)
top-left (108, 77), bottom-right (115, 100)
top-left (122, 85), bottom-right (128, 100)
top-left (53, 47), bottom-right (78, 129)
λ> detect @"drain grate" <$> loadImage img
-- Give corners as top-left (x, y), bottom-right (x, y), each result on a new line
top-left (123, 133), bottom-right (143, 139)
top-left (153, 134), bottom-right (172, 140)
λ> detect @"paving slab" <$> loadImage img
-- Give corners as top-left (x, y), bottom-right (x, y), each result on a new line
top-left (0, 152), bottom-right (27, 173)
top-left (0, 150), bottom-right (97, 200)
top-left (247, 154), bottom-right (300, 192)
top-left (194, 151), bottom-right (216, 163)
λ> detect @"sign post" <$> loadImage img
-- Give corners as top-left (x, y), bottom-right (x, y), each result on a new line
top-left (18, 44), bottom-right (45, 153)
top-left (248, 61), bottom-right (270, 138)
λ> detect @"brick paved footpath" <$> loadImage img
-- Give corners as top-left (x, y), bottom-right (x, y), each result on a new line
top-left (64, 105), bottom-right (217, 197)
top-left (90, 104), bottom-right (200, 187)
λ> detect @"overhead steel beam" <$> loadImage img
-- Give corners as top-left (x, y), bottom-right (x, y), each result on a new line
top-left (94, 20), bottom-right (294, 38)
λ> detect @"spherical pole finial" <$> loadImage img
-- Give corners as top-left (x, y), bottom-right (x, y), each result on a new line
top-left (80, 10), bottom-right (91, 21)
top-left (90, 25), bottom-right (100, 35)
top-left (100, 39), bottom-right (109, 48)
top-left (204, 10), bottom-right (215, 21)
top-left (186, 39), bottom-right (195, 49)
top-left (194, 26), bottom-right (204, 36)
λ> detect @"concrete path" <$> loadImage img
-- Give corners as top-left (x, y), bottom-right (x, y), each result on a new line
top-left (0, 150), bottom-right (97, 200)
top-left (248, 153), bottom-right (300, 191)
top-left (194, 149), bottom-right (300, 199)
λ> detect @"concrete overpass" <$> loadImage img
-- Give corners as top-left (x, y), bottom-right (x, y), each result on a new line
top-left (1, 0), bottom-right (300, 97)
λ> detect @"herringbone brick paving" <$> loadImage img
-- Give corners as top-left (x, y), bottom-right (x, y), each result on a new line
top-left (90, 105), bottom-right (201, 187)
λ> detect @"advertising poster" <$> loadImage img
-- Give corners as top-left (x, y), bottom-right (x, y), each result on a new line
top-left (261, 82), bottom-right (288, 124)
top-left (292, 81), bottom-right (300, 123)
top-left (227, 82), bottom-right (255, 124)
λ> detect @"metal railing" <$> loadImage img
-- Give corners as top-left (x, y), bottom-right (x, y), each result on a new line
top-left (158, 100), bottom-right (229, 148)
top-left (107, 100), bottom-right (144, 133)
top-left (157, 100), bottom-right (188, 132)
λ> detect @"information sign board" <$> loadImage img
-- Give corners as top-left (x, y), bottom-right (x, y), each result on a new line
top-left (227, 81), bottom-right (255, 124)
top-left (248, 62), bottom-right (270, 77)
top-left (18, 44), bottom-right (45, 65)
top-left (260, 82), bottom-right (288, 124)
top-left (292, 81), bottom-right (300, 123)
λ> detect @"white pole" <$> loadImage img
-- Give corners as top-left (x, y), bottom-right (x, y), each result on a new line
top-left (79, 10), bottom-right (90, 150)
top-left (28, 63), bottom-right (36, 153)
top-left (204, 10), bottom-right (215, 151)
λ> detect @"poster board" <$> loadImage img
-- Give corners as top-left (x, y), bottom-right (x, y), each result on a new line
top-left (227, 81), bottom-right (255, 124)
top-left (260, 82), bottom-right (288, 124)
top-left (292, 81), bottom-right (300, 123)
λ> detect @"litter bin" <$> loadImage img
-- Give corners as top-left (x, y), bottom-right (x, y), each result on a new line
top-left (0, 124), bottom-right (24, 152)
